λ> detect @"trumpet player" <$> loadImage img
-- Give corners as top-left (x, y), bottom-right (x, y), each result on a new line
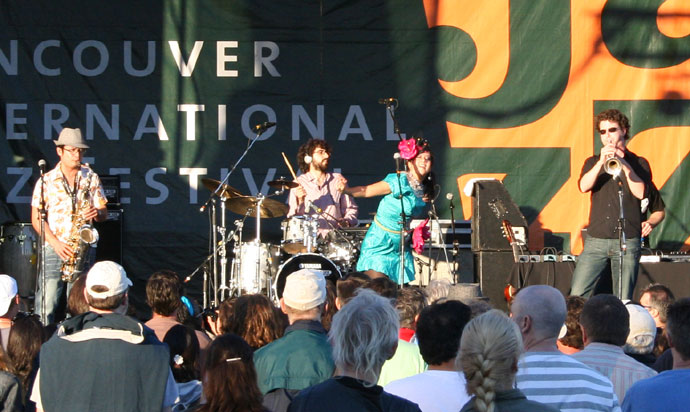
top-left (31, 127), bottom-right (107, 324)
top-left (570, 109), bottom-right (651, 300)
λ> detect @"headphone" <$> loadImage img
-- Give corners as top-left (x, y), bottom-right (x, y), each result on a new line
top-left (304, 155), bottom-right (312, 164)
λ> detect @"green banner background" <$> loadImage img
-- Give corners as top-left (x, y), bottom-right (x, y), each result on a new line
top-left (1, 1), bottom-right (688, 298)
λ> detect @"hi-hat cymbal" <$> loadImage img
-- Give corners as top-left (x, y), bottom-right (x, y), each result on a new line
top-left (268, 178), bottom-right (299, 190)
top-left (201, 178), bottom-right (243, 199)
top-left (225, 196), bottom-right (288, 218)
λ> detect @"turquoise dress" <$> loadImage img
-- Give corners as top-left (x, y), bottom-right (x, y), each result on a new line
top-left (356, 173), bottom-right (427, 284)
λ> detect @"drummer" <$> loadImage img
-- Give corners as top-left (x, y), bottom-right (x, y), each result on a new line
top-left (287, 139), bottom-right (358, 237)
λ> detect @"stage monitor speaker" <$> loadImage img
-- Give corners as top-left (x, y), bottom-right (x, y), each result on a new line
top-left (99, 175), bottom-right (121, 204)
top-left (94, 206), bottom-right (123, 264)
top-left (470, 180), bottom-right (527, 251)
top-left (474, 251), bottom-right (515, 311)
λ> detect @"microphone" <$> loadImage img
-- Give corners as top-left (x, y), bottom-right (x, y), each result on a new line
top-left (38, 159), bottom-right (47, 175)
top-left (306, 200), bottom-right (323, 214)
top-left (446, 193), bottom-right (455, 210)
top-left (393, 152), bottom-right (402, 173)
top-left (253, 121), bottom-right (276, 133)
top-left (378, 97), bottom-right (396, 105)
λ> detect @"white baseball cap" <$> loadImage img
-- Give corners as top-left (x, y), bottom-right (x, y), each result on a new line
top-left (282, 269), bottom-right (327, 310)
top-left (0, 275), bottom-right (18, 317)
top-left (86, 261), bottom-right (132, 299)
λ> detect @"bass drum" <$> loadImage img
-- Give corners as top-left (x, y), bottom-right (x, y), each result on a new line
top-left (0, 223), bottom-right (37, 297)
top-left (273, 253), bottom-right (341, 301)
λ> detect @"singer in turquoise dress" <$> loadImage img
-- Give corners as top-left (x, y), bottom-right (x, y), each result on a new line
top-left (344, 138), bottom-right (434, 284)
top-left (355, 173), bottom-right (426, 283)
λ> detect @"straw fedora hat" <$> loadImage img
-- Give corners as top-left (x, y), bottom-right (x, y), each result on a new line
top-left (54, 127), bottom-right (89, 149)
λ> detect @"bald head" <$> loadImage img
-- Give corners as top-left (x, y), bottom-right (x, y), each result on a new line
top-left (511, 286), bottom-right (566, 342)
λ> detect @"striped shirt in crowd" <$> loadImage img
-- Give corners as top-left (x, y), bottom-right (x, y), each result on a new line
top-left (516, 352), bottom-right (621, 412)
top-left (571, 342), bottom-right (657, 403)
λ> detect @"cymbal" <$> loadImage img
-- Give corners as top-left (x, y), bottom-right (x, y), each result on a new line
top-left (268, 178), bottom-right (299, 190)
top-left (225, 196), bottom-right (289, 218)
top-left (201, 178), bottom-right (243, 199)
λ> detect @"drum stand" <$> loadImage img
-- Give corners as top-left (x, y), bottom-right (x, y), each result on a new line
top-left (217, 198), bottom-right (230, 302)
top-left (255, 196), bottom-right (263, 295)
top-left (186, 210), bottom-right (249, 307)
top-left (228, 190), bottom-right (285, 301)
top-left (195, 122), bottom-right (273, 307)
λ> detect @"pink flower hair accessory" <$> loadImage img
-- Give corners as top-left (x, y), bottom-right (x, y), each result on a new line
top-left (398, 138), bottom-right (420, 160)
top-left (412, 218), bottom-right (431, 254)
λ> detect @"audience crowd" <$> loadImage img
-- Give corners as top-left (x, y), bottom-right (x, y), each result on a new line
top-left (0, 262), bottom-right (686, 412)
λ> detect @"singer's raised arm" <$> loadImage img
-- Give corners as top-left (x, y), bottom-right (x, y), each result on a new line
top-left (343, 180), bottom-right (391, 198)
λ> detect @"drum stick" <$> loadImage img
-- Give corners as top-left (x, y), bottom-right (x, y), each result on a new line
top-left (281, 152), bottom-right (298, 180)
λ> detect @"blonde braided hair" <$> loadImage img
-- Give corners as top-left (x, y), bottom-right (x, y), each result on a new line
top-left (456, 310), bottom-right (524, 412)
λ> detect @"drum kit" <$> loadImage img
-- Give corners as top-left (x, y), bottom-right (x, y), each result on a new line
top-left (196, 177), bottom-right (363, 306)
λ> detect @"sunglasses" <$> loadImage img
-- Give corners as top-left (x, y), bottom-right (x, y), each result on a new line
top-left (598, 127), bottom-right (619, 135)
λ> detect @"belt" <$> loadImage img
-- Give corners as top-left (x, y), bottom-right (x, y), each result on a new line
top-left (374, 216), bottom-right (407, 235)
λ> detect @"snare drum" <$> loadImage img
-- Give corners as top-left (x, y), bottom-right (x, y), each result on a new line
top-left (231, 242), bottom-right (279, 294)
top-left (281, 216), bottom-right (318, 255)
top-left (273, 253), bottom-right (341, 300)
top-left (0, 223), bottom-right (37, 297)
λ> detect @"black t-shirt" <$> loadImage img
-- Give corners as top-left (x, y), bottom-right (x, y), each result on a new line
top-left (288, 376), bottom-right (422, 412)
top-left (646, 181), bottom-right (665, 214)
top-left (579, 150), bottom-right (651, 239)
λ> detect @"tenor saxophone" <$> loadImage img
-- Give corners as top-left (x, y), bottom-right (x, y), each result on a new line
top-left (61, 165), bottom-right (100, 282)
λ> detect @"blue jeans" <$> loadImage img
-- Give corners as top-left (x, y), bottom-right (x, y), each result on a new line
top-left (570, 235), bottom-right (641, 300)
top-left (35, 245), bottom-right (94, 324)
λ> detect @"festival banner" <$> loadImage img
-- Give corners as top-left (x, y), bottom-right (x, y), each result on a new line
top-left (1, 0), bottom-right (688, 287)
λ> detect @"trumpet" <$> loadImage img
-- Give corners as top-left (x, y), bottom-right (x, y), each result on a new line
top-left (604, 154), bottom-right (622, 177)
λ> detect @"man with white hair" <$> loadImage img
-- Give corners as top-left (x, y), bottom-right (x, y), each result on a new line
top-left (254, 269), bottom-right (335, 410)
top-left (288, 289), bottom-right (421, 411)
top-left (31, 261), bottom-right (177, 412)
top-left (511, 285), bottom-right (621, 412)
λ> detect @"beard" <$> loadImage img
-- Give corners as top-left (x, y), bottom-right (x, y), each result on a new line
top-left (313, 159), bottom-right (329, 172)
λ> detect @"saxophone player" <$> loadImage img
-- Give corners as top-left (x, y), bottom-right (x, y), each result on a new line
top-left (31, 127), bottom-right (108, 324)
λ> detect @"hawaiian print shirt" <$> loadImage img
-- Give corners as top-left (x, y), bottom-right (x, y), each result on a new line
top-left (31, 163), bottom-right (107, 242)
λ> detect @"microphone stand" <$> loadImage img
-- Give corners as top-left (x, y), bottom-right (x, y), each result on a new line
top-left (38, 168), bottom-right (47, 324)
top-left (384, 99), bottom-right (408, 287)
top-left (200, 126), bottom-right (269, 210)
top-left (615, 177), bottom-right (626, 299)
top-left (395, 158), bottom-right (407, 288)
top-left (448, 195), bottom-right (459, 284)
top-left (428, 196), bottom-right (451, 286)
